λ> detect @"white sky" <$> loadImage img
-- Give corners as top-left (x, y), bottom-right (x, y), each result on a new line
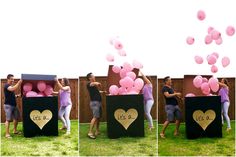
top-left (0, 0), bottom-right (235, 79)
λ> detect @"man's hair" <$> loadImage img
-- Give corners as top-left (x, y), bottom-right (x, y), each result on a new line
top-left (7, 74), bottom-right (14, 79)
top-left (163, 76), bottom-right (170, 83)
top-left (86, 72), bottom-right (93, 81)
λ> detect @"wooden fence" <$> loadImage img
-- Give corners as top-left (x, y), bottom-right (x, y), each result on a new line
top-left (1, 78), bottom-right (78, 123)
top-left (158, 77), bottom-right (235, 124)
top-left (79, 76), bottom-right (158, 123)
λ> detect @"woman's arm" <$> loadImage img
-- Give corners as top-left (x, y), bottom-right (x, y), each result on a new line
top-left (218, 82), bottom-right (228, 88)
top-left (139, 71), bottom-right (151, 84)
top-left (52, 91), bottom-right (59, 95)
top-left (56, 80), bottom-right (70, 91)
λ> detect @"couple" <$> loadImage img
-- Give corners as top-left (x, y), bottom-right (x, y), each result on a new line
top-left (86, 71), bottom-right (155, 139)
top-left (3, 74), bottom-right (73, 138)
top-left (160, 77), bottom-right (231, 138)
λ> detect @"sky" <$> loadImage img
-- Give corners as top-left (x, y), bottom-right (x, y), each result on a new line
top-left (0, 0), bottom-right (235, 79)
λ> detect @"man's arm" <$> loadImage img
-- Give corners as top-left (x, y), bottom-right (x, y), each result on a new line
top-left (7, 80), bottom-right (22, 92)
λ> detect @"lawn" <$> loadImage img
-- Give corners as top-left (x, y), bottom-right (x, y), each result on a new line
top-left (1, 120), bottom-right (78, 156)
top-left (158, 121), bottom-right (235, 156)
top-left (79, 120), bottom-right (157, 156)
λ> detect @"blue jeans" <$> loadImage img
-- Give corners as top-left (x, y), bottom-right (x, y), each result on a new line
top-left (221, 101), bottom-right (231, 128)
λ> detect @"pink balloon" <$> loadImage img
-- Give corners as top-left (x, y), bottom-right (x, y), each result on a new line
top-left (215, 37), bottom-right (223, 45)
top-left (193, 75), bottom-right (203, 88)
top-left (106, 54), bottom-right (114, 62)
top-left (201, 82), bottom-right (210, 95)
top-left (37, 81), bottom-right (46, 92)
top-left (208, 77), bottom-right (219, 92)
top-left (207, 55), bottom-right (217, 65)
top-left (118, 49), bottom-right (127, 56)
top-left (197, 10), bottom-right (206, 21)
top-left (202, 77), bottom-right (208, 83)
top-left (118, 87), bottom-right (127, 95)
top-left (123, 62), bottom-right (133, 72)
top-left (112, 65), bottom-right (121, 73)
top-left (126, 72), bottom-right (136, 80)
top-left (208, 27), bottom-right (214, 34)
top-left (211, 52), bottom-right (219, 59)
top-left (114, 40), bottom-right (123, 50)
top-left (44, 85), bottom-right (53, 96)
top-left (211, 65), bottom-right (218, 73)
top-left (119, 76), bottom-right (134, 88)
top-left (132, 60), bottom-right (143, 69)
top-left (185, 93), bottom-right (195, 97)
top-left (26, 91), bottom-right (38, 98)
top-left (23, 83), bottom-right (33, 92)
top-left (37, 92), bottom-right (45, 97)
top-left (119, 68), bottom-right (127, 78)
top-left (211, 30), bottom-right (221, 40)
top-left (134, 78), bottom-right (144, 90)
top-left (222, 56), bottom-right (230, 68)
top-left (194, 55), bottom-right (204, 64)
top-left (205, 35), bottom-right (213, 44)
top-left (109, 85), bottom-right (119, 95)
top-left (226, 26), bottom-right (235, 36)
top-left (186, 36), bottom-right (194, 45)
top-left (127, 87), bottom-right (139, 95)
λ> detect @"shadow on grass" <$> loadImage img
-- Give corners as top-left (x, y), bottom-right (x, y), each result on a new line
top-left (79, 120), bottom-right (157, 156)
top-left (1, 120), bottom-right (78, 156)
top-left (158, 121), bottom-right (235, 156)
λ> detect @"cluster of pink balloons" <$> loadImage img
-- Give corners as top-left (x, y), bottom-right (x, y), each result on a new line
top-left (109, 62), bottom-right (144, 95)
top-left (107, 37), bottom-right (144, 95)
top-left (192, 75), bottom-right (219, 96)
top-left (187, 10), bottom-right (235, 46)
top-left (23, 81), bottom-right (53, 97)
top-left (205, 27), bottom-right (222, 45)
top-left (109, 76), bottom-right (144, 95)
top-left (194, 52), bottom-right (230, 73)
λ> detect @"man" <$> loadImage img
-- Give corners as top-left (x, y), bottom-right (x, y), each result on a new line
top-left (160, 76), bottom-right (182, 138)
top-left (86, 72), bottom-right (106, 139)
top-left (4, 74), bottom-right (22, 138)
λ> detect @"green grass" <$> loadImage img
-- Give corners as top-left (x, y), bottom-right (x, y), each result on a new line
top-left (79, 120), bottom-right (157, 156)
top-left (1, 120), bottom-right (78, 156)
top-left (158, 121), bottom-right (235, 156)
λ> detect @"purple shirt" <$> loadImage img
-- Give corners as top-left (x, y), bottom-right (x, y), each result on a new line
top-left (59, 87), bottom-right (72, 106)
top-left (218, 87), bottom-right (229, 103)
top-left (142, 84), bottom-right (154, 103)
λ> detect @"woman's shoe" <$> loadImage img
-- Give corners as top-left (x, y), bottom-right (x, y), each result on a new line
top-left (59, 126), bottom-right (67, 130)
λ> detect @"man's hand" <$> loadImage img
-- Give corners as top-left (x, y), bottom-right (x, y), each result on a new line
top-left (175, 92), bottom-right (182, 97)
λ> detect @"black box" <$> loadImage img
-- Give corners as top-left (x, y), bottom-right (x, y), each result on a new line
top-left (106, 94), bottom-right (144, 139)
top-left (185, 96), bottom-right (222, 139)
top-left (21, 74), bottom-right (58, 137)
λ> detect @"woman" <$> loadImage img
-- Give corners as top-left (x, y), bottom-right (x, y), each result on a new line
top-left (140, 71), bottom-right (155, 131)
top-left (218, 78), bottom-right (231, 132)
top-left (53, 78), bottom-right (72, 135)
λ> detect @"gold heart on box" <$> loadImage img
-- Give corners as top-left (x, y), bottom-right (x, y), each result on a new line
top-left (192, 109), bottom-right (216, 131)
top-left (30, 110), bottom-right (52, 130)
top-left (114, 108), bottom-right (138, 130)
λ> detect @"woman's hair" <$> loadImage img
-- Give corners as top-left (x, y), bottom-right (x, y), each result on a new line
top-left (222, 78), bottom-right (229, 87)
top-left (63, 78), bottom-right (70, 86)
